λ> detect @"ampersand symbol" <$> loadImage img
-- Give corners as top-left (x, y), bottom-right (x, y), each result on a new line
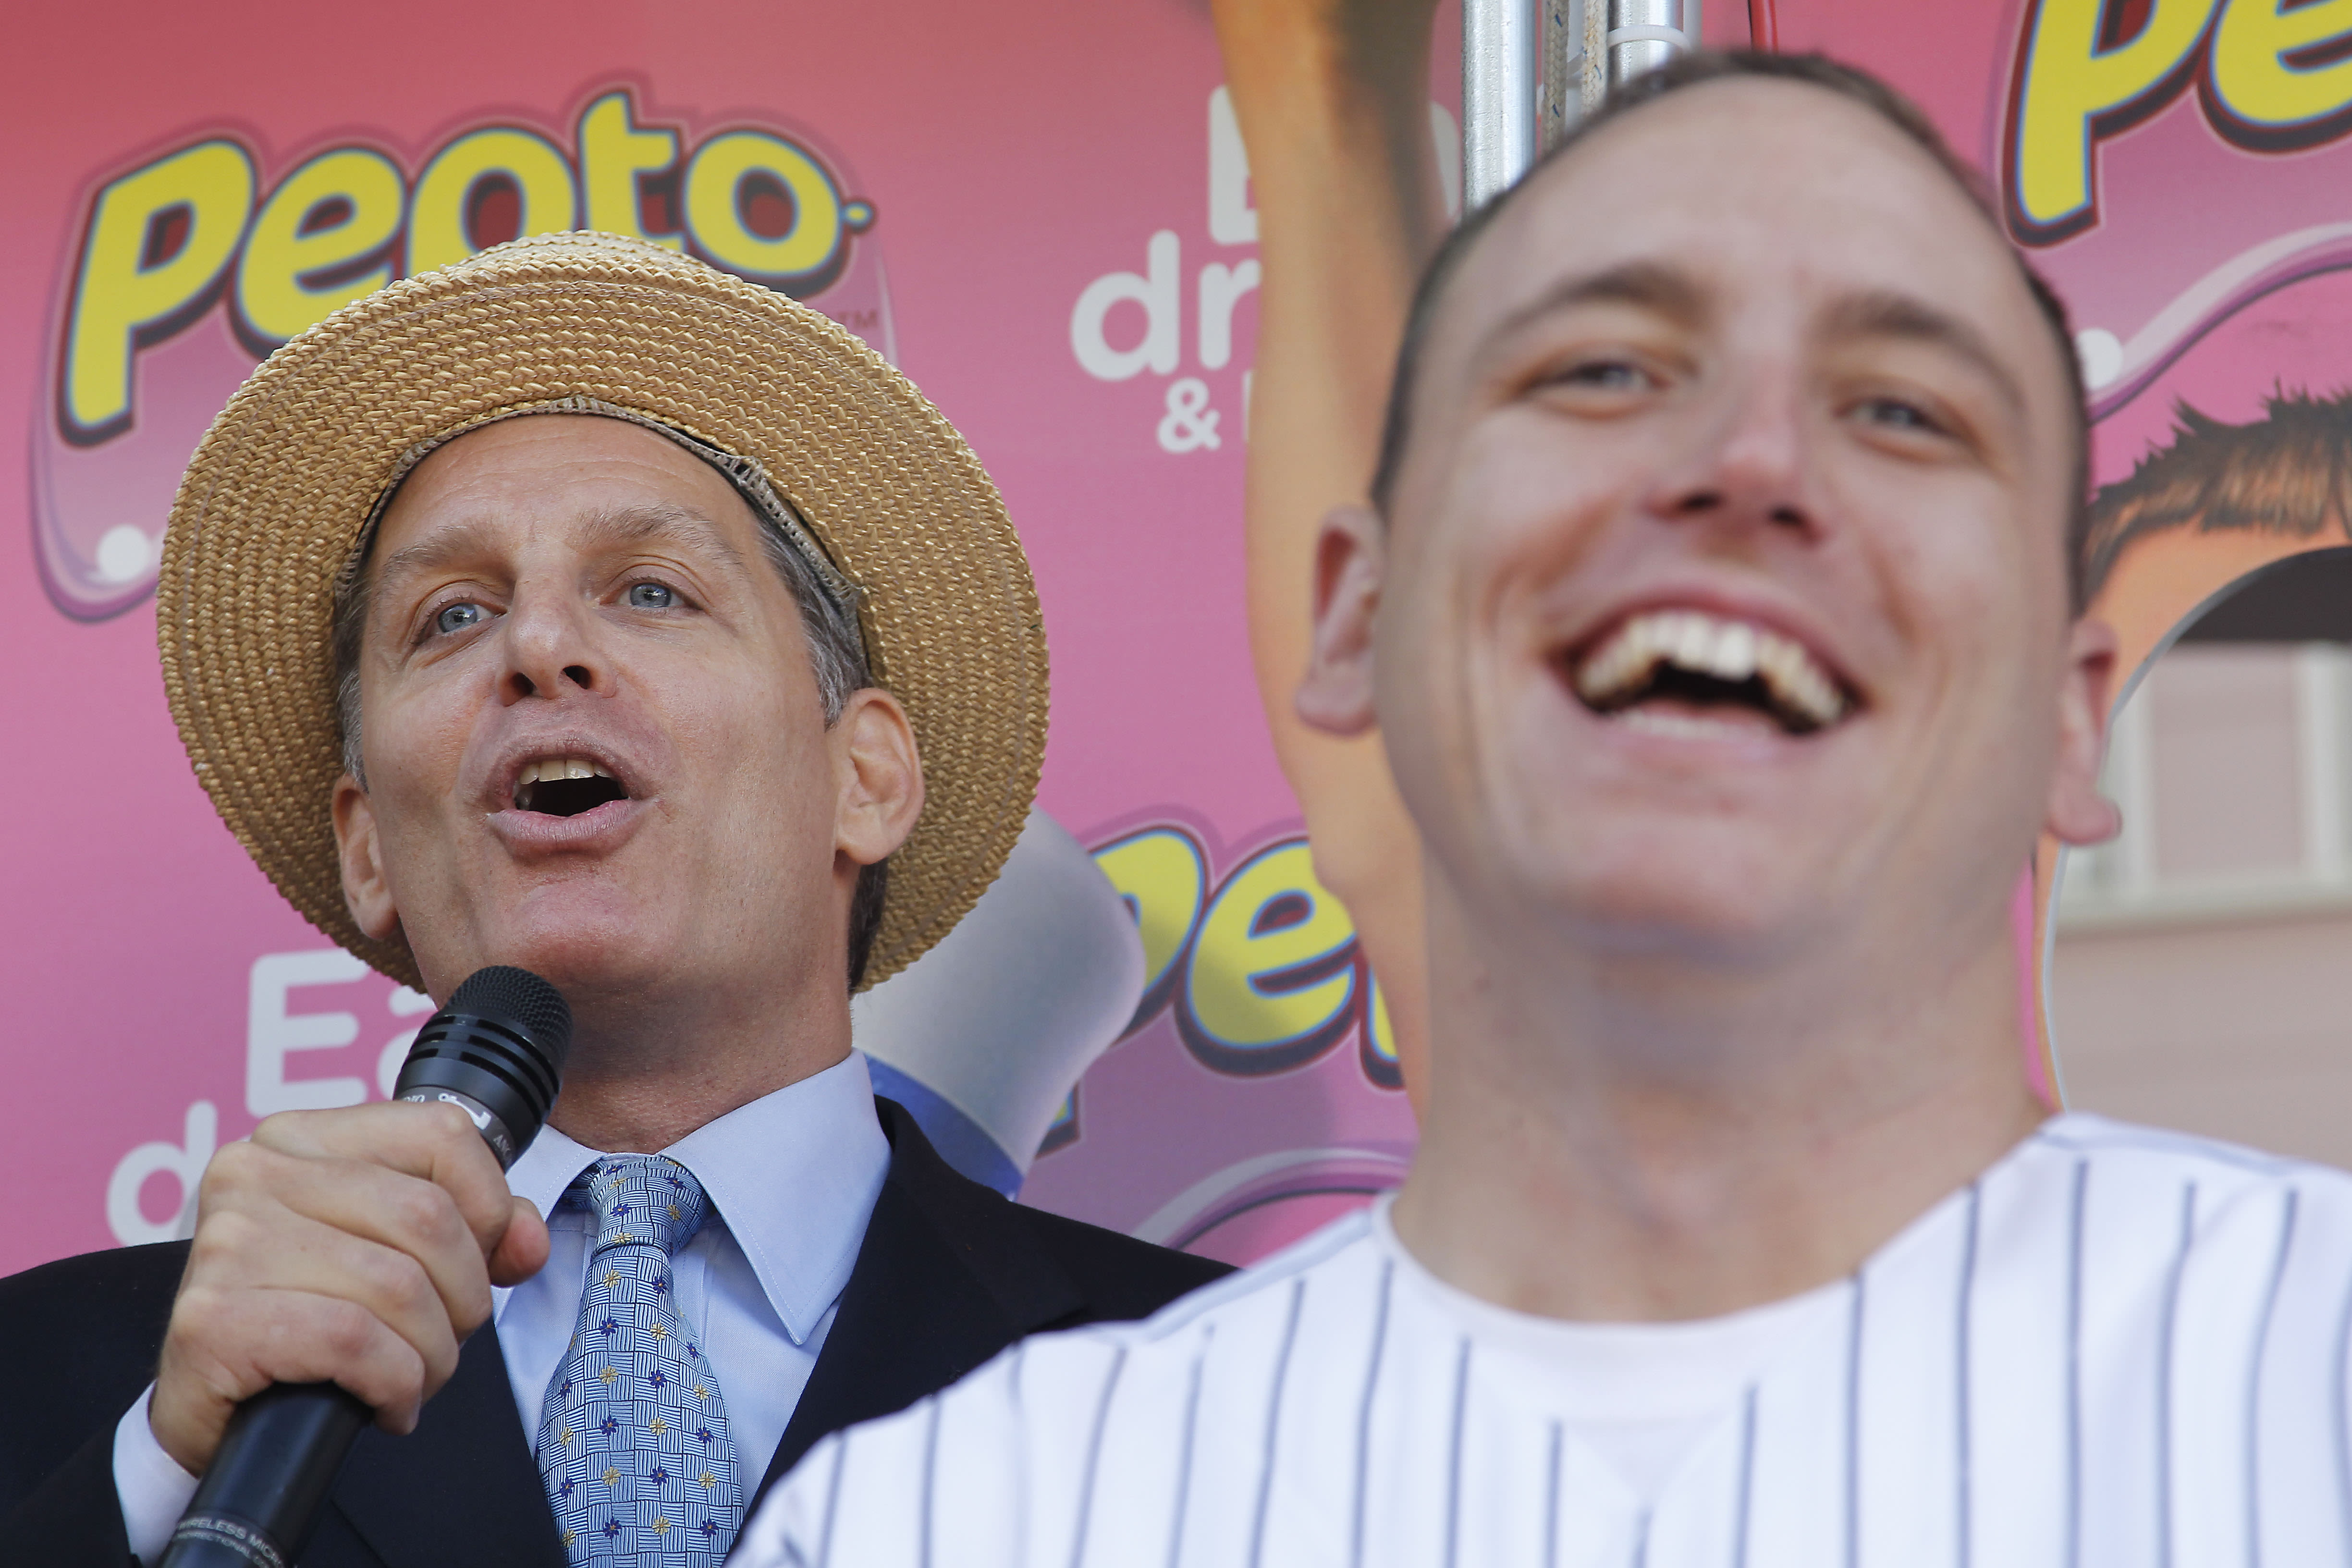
top-left (1157, 377), bottom-right (1222, 453)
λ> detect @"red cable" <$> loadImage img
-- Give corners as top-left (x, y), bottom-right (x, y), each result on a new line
top-left (1747, 0), bottom-right (1780, 51)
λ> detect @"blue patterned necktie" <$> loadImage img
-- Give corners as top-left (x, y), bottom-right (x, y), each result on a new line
top-left (536, 1155), bottom-right (744, 1565)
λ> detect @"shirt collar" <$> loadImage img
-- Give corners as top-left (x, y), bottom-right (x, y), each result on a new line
top-left (503, 1050), bottom-right (891, 1345)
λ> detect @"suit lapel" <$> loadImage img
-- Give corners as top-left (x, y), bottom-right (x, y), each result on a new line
top-left (328, 1322), bottom-right (564, 1568)
top-left (754, 1099), bottom-right (1086, 1507)
top-left (311, 1099), bottom-right (1086, 1554)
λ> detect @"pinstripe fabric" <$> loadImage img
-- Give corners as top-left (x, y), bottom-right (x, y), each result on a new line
top-left (741, 1115), bottom-right (2352, 1568)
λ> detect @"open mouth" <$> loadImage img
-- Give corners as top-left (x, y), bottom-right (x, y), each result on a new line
top-left (512, 756), bottom-right (630, 817)
top-left (1567, 608), bottom-right (1854, 737)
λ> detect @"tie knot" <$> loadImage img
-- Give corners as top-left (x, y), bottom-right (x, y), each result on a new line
top-left (565, 1154), bottom-right (709, 1257)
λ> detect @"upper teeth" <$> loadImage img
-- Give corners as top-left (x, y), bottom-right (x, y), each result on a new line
top-left (1573, 609), bottom-right (1848, 729)
top-left (521, 757), bottom-right (613, 784)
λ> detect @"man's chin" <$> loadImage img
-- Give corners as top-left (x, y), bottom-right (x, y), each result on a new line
top-left (1497, 845), bottom-right (1840, 963)
top-left (412, 910), bottom-right (677, 1004)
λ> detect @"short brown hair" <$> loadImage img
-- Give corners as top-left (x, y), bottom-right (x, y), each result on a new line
top-left (2080, 390), bottom-right (2352, 607)
top-left (1369, 50), bottom-right (2095, 610)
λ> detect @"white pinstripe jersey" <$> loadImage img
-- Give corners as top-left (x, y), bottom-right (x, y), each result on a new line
top-left (739, 1115), bottom-right (2352, 1567)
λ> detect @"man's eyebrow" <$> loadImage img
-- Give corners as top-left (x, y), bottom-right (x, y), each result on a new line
top-left (1482, 260), bottom-right (1709, 350)
top-left (574, 504), bottom-right (754, 575)
top-left (375, 503), bottom-right (755, 589)
top-left (377, 519), bottom-right (499, 585)
top-left (1821, 291), bottom-right (2028, 416)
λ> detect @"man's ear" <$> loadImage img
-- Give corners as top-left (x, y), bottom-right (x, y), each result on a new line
top-left (833, 688), bottom-right (925, 869)
top-left (331, 772), bottom-right (404, 941)
top-left (2046, 616), bottom-right (2123, 847)
top-left (1295, 502), bottom-right (1386, 738)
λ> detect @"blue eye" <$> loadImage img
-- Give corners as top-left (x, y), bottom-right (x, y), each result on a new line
top-left (627, 582), bottom-right (677, 610)
top-left (1580, 362), bottom-right (1642, 386)
top-left (433, 601), bottom-right (484, 636)
top-left (1861, 397), bottom-right (1936, 432)
top-left (1559, 358), bottom-right (1647, 391)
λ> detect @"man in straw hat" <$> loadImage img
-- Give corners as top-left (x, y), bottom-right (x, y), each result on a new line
top-left (0, 231), bottom-right (1224, 1568)
top-left (737, 44), bottom-right (2352, 1568)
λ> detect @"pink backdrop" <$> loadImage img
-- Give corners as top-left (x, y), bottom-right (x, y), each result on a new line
top-left (2, 0), bottom-right (1450, 1276)
top-left (12, 0), bottom-right (2352, 1277)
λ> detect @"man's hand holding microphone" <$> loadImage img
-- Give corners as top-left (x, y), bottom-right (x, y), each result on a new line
top-left (153, 967), bottom-right (570, 1568)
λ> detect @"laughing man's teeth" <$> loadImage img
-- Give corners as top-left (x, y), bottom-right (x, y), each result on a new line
top-left (520, 757), bottom-right (614, 785)
top-left (1573, 609), bottom-right (1849, 729)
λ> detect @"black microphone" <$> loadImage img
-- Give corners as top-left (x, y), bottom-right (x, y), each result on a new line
top-left (159, 966), bottom-right (572, 1568)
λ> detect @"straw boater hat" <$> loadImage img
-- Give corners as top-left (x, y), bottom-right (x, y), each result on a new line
top-left (157, 230), bottom-right (1046, 994)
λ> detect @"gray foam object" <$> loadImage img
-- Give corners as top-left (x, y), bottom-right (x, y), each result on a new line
top-left (851, 808), bottom-right (1146, 1176)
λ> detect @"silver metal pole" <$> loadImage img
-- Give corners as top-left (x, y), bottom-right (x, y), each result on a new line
top-left (1607, 0), bottom-right (1695, 88)
top-left (1463, 0), bottom-right (1538, 210)
top-left (1538, 0), bottom-right (1699, 147)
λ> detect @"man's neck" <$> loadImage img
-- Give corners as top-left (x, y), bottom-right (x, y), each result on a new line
top-left (539, 978), bottom-right (856, 1153)
top-left (1389, 882), bottom-right (2048, 1324)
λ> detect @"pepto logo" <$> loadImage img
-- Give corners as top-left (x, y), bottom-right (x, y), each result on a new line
top-left (37, 85), bottom-right (886, 620)
top-left (1092, 823), bottom-right (1403, 1090)
top-left (2007, 0), bottom-right (2352, 245)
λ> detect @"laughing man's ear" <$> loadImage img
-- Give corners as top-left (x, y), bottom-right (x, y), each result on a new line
top-left (2046, 616), bottom-right (2123, 847)
top-left (1297, 502), bottom-right (1386, 738)
top-left (331, 772), bottom-right (404, 942)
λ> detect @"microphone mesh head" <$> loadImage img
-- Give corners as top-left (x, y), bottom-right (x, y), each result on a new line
top-left (447, 966), bottom-right (573, 1053)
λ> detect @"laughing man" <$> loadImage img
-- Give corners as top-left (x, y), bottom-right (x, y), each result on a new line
top-left (741, 54), bottom-right (2352, 1567)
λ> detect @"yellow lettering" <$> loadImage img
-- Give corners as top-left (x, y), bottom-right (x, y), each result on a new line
top-left (1182, 841), bottom-right (1358, 1070)
top-left (235, 148), bottom-right (404, 346)
top-left (2211, 0), bottom-right (2352, 136)
top-left (408, 127), bottom-right (577, 277)
top-left (684, 130), bottom-right (843, 287)
top-left (2011, 0), bottom-right (2216, 235)
top-left (1091, 828), bottom-right (1206, 1011)
top-left (578, 92), bottom-right (682, 249)
top-left (63, 140), bottom-right (254, 436)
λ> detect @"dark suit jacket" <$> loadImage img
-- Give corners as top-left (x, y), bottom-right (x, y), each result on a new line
top-left (0, 1098), bottom-right (1229, 1567)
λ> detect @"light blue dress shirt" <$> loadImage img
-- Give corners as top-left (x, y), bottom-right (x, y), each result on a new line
top-left (114, 1051), bottom-right (893, 1562)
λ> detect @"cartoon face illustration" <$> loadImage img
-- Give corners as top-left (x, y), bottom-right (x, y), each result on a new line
top-left (2050, 392), bottom-right (2352, 1167)
top-left (2081, 392), bottom-right (2352, 674)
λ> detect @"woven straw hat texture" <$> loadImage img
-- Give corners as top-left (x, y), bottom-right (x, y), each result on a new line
top-left (156, 231), bottom-right (1047, 994)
